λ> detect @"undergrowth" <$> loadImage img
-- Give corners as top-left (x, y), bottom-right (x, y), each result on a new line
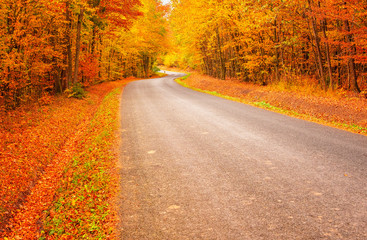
top-left (68, 83), bottom-right (87, 99)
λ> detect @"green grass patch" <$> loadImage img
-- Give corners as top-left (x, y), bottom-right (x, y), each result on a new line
top-left (179, 74), bottom-right (190, 81)
top-left (176, 77), bottom-right (245, 103)
top-left (155, 72), bottom-right (167, 77)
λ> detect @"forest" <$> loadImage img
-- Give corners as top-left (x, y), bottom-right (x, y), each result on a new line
top-left (165, 0), bottom-right (367, 95)
top-left (0, 0), bottom-right (168, 110)
top-left (2, 0), bottom-right (367, 111)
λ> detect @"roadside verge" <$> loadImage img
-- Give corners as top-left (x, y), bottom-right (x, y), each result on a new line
top-left (175, 72), bottom-right (367, 136)
top-left (1, 78), bottom-right (136, 239)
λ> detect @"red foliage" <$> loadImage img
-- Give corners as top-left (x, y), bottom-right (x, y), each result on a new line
top-left (100, 0), bottom-right (143, 29)
top-left (80, 53), bottom-right (100, 86)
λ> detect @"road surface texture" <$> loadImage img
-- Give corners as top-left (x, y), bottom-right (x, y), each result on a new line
top-left (119, 71), bottom-right (367, 239)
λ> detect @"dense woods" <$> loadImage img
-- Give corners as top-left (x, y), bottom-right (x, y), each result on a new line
top-left (0, 0), bottom-right (168, 109)
top-left (3, 0), bottom-right (366, 110)
top-left (166, 0), bottom-right (367, 94)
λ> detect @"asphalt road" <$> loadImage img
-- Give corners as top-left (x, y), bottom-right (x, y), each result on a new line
top-left (119, 71), bottom-right (367, 239)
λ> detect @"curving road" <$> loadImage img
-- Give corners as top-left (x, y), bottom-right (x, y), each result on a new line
top-left (119, 71), bottom-right (367, 239)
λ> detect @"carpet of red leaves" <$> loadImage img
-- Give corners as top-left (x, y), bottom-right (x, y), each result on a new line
top-left (0, 78), bottom-right (135, 239)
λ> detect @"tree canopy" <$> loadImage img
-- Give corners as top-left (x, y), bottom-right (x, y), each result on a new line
top-left (166, 0), bottom-right (367, 94)
top-left (0, 0), bottom-right (168, 109)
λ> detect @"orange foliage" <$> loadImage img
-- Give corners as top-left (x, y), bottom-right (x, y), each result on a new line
top-left (0, 0), bottom-right (146, 109)
top-left (168, 0), bottom-right (367, 94)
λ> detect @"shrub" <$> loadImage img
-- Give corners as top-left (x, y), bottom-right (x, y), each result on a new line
top-left (152, 66), bottom-right (160, 73)
top-left (66, 83), bottom-right (87, 99)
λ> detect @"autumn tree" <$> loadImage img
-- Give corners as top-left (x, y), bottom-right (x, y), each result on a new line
top-left (167, 0), bottom-right (367, 94)
top-left (0, 0), bottom-right (167, 110)
top-left (100, 0), bottom-right (168, 79)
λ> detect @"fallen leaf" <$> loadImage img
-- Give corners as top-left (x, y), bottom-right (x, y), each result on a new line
top-left (167, 205), bottom-right (181, 210)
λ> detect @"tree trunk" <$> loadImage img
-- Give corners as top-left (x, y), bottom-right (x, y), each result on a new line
top-left (91, 26), bottom-right (96, 54)
top-left (216, 28), bottom-right (226, 80)
top-left (308, 0), bottom-right (326, 89)
top-left (274, 17), bottom-right (280, 82)
top-left (344, 19), bottom-right (361, 93)
top-left (322, 18), bottom-right (333, 90)
top-left (73, 7), bottom-right (84, 84)
top-left (65, 0), bottom-right (73, 88)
